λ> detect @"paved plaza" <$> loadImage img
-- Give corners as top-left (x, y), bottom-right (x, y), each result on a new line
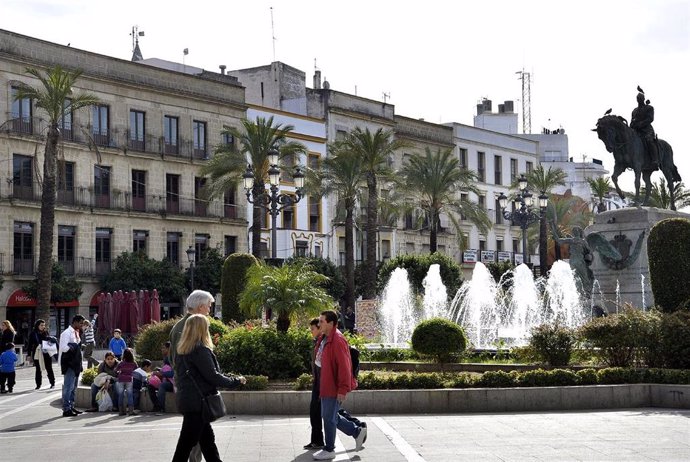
top-left (1, 365), bottom-right (689, 461)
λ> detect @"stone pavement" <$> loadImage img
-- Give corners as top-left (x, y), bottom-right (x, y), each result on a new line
top-left (1, 364), bottom-right (689, 461)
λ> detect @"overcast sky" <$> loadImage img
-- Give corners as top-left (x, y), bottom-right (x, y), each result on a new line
top-left (3, 0), bottom-right (689, 194)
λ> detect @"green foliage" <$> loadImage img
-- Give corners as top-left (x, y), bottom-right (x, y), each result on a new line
top-left (215, 326), bottom-right (312, 379)
top-left (378, 253), bottom-right (463, 297)
top-left (596, 367), bottom-right (641, 384)
top-left (134, 317), bottom-right (230, 361)
top-left (238, 375), bottom-right (269, 391)
top-left (81, 366), bottom-right (99, 386)
top-left (648, 218), bottom-right (690, 312)
top-left (294, 373), bottom-right (313, 391)
top-left (528, 323), bottom-right (575, 367)
top-left (239, 261), bottom-right (334, 332)
top-left (285, 256), bottom-right (345, 302)
top-left (576, 368), bottom-right (599, 385)
top-left (485, 261), bottom-right (515, 286)
top-left (659, 310), bottom-right (690, 369)
top-left (362, 347), bottom-right (420, 362)
top-left (221, 253), bottom-right (259, 323)
top-left (411, 318), bottom-right (467, 363)
top-left (101, 252), bottom-right (185, 303)
top-left (188, 247), bottom-right (225, 296)
top-left (23, 261), bottom-right (82, 303)
top-left (475, 370), bottom-right (518, 388)
top-left (516, 369), bottom-right (579, 387)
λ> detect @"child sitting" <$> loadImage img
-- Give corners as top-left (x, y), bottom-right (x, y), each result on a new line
top-left (132, 359), bottom-right (153, 411)
top-left (0, 342), bottom-right (18, 393)
top-left (114, 348), bottom-right (138, 416)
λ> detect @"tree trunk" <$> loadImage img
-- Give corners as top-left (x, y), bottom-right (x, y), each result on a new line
top-left (344, 202), bottom-right (356, 313)
top-left (36, 126), bottom-right (59, 323)
top-left (429, 209), bottom-right (438, 253)
top-left (539, 215), bottom-right (548, 276)
top-left (363, 174), bottom-right (378, 299)
top-left (251, 181), bottom-right (264, 259)
top-left (276, 311), bottom-right (290, 333)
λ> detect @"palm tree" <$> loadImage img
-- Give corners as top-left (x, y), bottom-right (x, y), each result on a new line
top-left (13, 66), bottom-right (98, 321)
top-left (546, 193), bottom-right (593, 263)
top-left (399, 147), bottom-right (491, 252)
top-left (305, 148), bottom-right (365, 312)
top-left (523, 165), bottom-right (567, 275)
top-left (641, 178), bottom-right (690, 210)
top-left (239, 262), bottom-right (333, 332)
top-left (200, 116), bottom-right (306, 259)
top-left (588, 176), bottom-right (611, 213)
top-left (339, 128), bottom-right (409, 299)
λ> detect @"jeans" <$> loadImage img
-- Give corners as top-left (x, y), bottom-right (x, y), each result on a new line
top-left (34, 353), bottom-right (55, 387)
top-left (321, 397), bottom-right (360, 452)
top-left (172, 412), bottom-right (221, 462)
top-left (158, 381), bottom-right (174, 411)
top-left (62, 368), bottom-right (79, 411)
top-left (91, 383), bottom-right (119, 409)
top-left (116, 382), bottom-right (134, 410)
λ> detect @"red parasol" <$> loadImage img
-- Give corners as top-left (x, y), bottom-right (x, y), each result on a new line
top-left (151, 289), bottom-right (161, 322)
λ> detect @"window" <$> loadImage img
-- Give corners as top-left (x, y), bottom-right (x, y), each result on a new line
top-left (282, 195), bottom-right (296, 229)
top-left (496, 239), bottom-right (503, 252)
top-left (13, 222), bottom-right (34, 274)
top-left (60, 99), bottom-right (73, 141)
top-left (404, 208), bottom-right (414, 229)
top-left (526, 161), bottom-right (534, 174)
top-left (133, 230), bottom-right (148, 254)
top-left (308, 153), bottom-right (320, 170)
top-left (477, 152), bottom-right (485, 182)
top-left (10, 86), bottom-right (32, 134)
top-left (194, 177), bottom-right (207, 216)
top-left (129, 110), bottom-right (146, 151)
top-left (95, 228), bottom-right (112, 276)
top-left (164, 116), bottom-right (179, 155)
top-left (314, 244), bottom-right (322, 258)
top-left (12, 154), bottom-right (33, 200)
top-left (336, 129), bottom-right (347, 141)
top-left (494, 155), bottom-right (502, 185)
top-left (513, 239), bottom-right (519, 255)
top-left (57, 162), bottom-right (75, 205)
top-left (131, 170), bottom-right (146, 211)
top-left (339, 237), bottom-right (346, 266)
top-left (495, 198), bottom-right (503, 225)
top-left (478, 194), bottom-right (486, 210)
top-left (282, 153), bottom-right (296, 183)
top-left (167, 232), bottom-right (180, 266)
top-left (221, 128), bottom-right (234, 147)
top-left (166, 174), bottom-right (180, 213)
top-left (459, 148), bottom-right (468, 170)
top-left (260, 241), bottom-right (270, 259)
top-left (460, 193), bottom-right (469, 220)
top-left (94, 165), bottom-right (111, 208)
top-left (57, 226), bottom-right (75, 275)
top-left (224, 188), bottom-right (237, 219)
top-left (194, 234), bottom-right (209, 261)
top-left (296, 240), bottom-right (308, 257)
top-left (479, 240), bottom-right (486, 252)
top-left (91, 104), bottom-right (109, 146)
top-left (309, 196), bottom-right (321, 232)
top-left (381, 239), bottom-right (391, 261)
top-left (224, 236), bottom-right (237, 256)
top-left (193, 120), bottom-right (207, 159)
top-left (510, 158), bottom-right (518, 183)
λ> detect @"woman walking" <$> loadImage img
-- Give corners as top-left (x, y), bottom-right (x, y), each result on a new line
top-left (27, 320), bottom-right (57, 389)
top-left (171, 314), bottom-right (246, 462)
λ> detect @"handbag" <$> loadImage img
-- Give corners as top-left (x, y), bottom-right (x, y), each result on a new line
top-left (182, 355), bottom-right (226, 422)
top-left (96, 387), bottom-right (114, 412)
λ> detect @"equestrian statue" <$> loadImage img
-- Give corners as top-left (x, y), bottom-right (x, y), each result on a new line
top-left (593, 86), bottom-right (682, 210)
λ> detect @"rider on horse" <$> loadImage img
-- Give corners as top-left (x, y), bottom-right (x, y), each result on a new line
top-left (630, 87), bottom-right (659, 169)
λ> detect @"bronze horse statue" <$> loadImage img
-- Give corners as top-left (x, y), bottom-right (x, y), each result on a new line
top-left (593, 114), bottom-right (682, 210)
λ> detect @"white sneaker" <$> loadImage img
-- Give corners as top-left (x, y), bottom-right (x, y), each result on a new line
top-left (355, 426), bottom-right (367, 451)
top-left (312, 449), bottom-right (336, 460)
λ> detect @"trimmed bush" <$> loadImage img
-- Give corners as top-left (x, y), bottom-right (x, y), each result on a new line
top-left (239, 375), bottom-right (269, 391)
top-left (528, 323), bottom-right (575, 367)
top-left (377, 253), bottom-right (462, 297)
top-left (411, 318), bottom-right (467, 363)
top-left (134, 317), bottom-right (230, 361)
top-left (215, 326), bottom-right (312, 379)
top-left (221, 253), bottom-right (259, 323)
top-left (659, 310), bottom-right (690, 369)
top-left (648, 218), bottom-right (690, 312)
top-left (476, 370), bottom-right (518, 388)
top-left (576, 368), bottom-right (599, 385)
top-left (294, 373), bottom-right (313, 391)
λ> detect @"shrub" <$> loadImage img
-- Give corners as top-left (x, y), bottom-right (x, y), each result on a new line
top-left (294, 373), bottom-right (313, 391)
top-left (659, 310), bottom-right (690, 369)
top-left (475, 370), bottom-right (517, 388)
top-left (446, 373), bottom-right (475, 388)
top-left (363, 348), bottom-right (419, 362)
top-left (411, 318), bottom-right (467, 363)
top-left (596, 367), bottom-right (640, 384)
top-left (576, 368), bottom-right (599, 385)
top-left (239, 375), bottom-right (269, 391)
top-left (516, 369), bottom-right (579, 387)
top-left (648, 218), bottom-right (690, 312)
top-left (485, 261), bottom-right (515, 287)
top-left (377, 253), bottom-right (462, 297)
top-left (81, 366), bottom-right (99, 386)
top-left (221, 253), bottom-right (259, 323)
top-left (528, 323), bottom-right (575, 367)
top-left (215, 326), bottom-right (312, 379)
top-left (134, 317), bottom-right (230, 361)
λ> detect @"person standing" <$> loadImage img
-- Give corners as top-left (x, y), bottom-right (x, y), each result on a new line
top-left (108, 329), bottom-right (126, 360)
top-left (171, 314), bottom-right (246, 462)
top-left (27, 319), bottom-right (57, 389)
top-left (59, 315), bottom-right (85, 417)
top-left (312, 310), bottom-right (366, 461)
top-left (304, 318), bottom-right (325, 450)
top-left (82, 319), bottom-right (98, 368)
top-left (115, 348), bottom-right (138, 415)
top-left (0, 320), bottom-right (16, 353)
top-left (0, 342), bottom-right (18, 393)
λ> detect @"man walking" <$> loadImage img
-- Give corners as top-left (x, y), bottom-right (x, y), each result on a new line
top-left (59, 315), bottom-right (85, 417)
top-left (312, 310), bottom-right (366, 460)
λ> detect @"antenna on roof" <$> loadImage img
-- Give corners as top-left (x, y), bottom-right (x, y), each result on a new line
top-left (130, 26), bottom-right (145, 61)
top-left (383, 92), bottom-right (391, 103)
top-left (270, 6), bottom-right (277, 62)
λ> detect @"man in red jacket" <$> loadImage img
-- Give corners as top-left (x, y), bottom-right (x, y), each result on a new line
top-left (312, 310), bottom-right (366, 460)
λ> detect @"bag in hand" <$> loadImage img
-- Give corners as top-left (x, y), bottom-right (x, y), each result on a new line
top-left (201, 392), bottom-right (226, 422)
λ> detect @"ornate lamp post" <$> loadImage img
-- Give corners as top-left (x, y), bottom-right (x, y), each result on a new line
top-left (497, 174), bottom-right (548, 266)
top-left (186, 245), bottom-right (196, 291)
top-left (242, 148), bottom-right (305, 260)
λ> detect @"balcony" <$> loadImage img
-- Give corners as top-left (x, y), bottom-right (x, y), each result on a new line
top-left (11, 255), bottom-right (34, 275)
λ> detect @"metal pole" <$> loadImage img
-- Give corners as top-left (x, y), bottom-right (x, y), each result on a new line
top-left (271, 185), bottom-right (278, 259)
top-left (522, 223), bottom-right (529, 265)
top-left (190, 262), bottom-right (195, 291)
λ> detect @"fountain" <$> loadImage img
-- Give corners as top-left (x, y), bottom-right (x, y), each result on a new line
top-left (378, 267), bottom-right (417, 345)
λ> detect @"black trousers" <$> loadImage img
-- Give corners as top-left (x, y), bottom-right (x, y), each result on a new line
top-left (34, 353), bottom-right (55, 387)
top-left (310, 367), bottom-right (325, 445)
top-left (172, 411), bottom-right (221, 462)
top-left (0, 371), bottom-right (16, 390)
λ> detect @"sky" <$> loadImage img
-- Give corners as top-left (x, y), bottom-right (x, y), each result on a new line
top-left (3, 0), bottom-right (689, 194)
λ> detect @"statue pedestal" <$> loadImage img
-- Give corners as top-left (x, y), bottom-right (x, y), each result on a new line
top-left (355, 299), bottom-right (379, 340)
top-left (585, 207), bottom-right (690, 313)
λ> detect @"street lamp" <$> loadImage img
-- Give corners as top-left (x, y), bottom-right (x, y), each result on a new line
top-left (186, 245), bottom-right (196, 291)
top-left (497, 174), bottom-right (548, 266)
top-left (243, 148), bottom-right (305, 260)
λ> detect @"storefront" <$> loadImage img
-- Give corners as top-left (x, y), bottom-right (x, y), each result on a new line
top-left (5, 289), bottom-right (80, 342)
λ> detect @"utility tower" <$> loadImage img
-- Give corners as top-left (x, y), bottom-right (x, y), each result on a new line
top-left (516, 70), bottom-right (532, 134)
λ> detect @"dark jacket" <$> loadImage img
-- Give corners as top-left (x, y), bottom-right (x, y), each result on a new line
top-left (0, 329), bottom-right (15, 353)
top-left (174, 345), bottom-right (241, 413)
top-left (60, 342), bottom-right (83, 374)
top-left (27, 330), bottom-right (57, 357)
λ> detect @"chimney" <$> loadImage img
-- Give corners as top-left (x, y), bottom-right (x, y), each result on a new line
top-left (504, 100), bottom-right (514, 112)
top-left (313, 70), bottom-right (321, 89)
top-left (219, 65), bottom-right (226, 75)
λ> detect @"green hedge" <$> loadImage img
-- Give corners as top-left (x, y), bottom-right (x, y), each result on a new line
top-left (529, 323), bottom-right (576, 367)
top-left (411, 318), bottom-right (467, 363)
top-left (134, 317), bottom-right (230, 361)
top-left (648, 218), bottom-right (690, 312)
top-left (377, 253), bottom-right (462, 296)
top-left (221, 253), bottom-right (259, 323)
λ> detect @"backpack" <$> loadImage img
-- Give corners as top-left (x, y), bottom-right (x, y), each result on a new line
top-left (349, 345), bottom-right (360, 379)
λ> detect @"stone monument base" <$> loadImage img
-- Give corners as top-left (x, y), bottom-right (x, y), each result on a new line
top-left (585, 207), bottom-right (690, 313)
top-left (355, 299), bottom-right (378, 340)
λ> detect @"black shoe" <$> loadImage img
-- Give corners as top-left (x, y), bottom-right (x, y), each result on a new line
top-left (50, 384), bottom-right (55, 389)
top-left (0, 390), bottom-right (7, 394)
top-left (35, 386), bottom-right (41, 390)
top-left (7, 389), bottom-right (12, 393)
top-left (62, 410), bottom-right (77, 417)
top-left (303, 443), bottom-right (324, 450)
top-left (70, 408), bottom-right (83, 414)
top-left (85, 407), bottom-right (99, 412)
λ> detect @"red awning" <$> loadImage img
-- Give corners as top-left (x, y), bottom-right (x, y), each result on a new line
top-left (6, 289), bottom-right (79, 308)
